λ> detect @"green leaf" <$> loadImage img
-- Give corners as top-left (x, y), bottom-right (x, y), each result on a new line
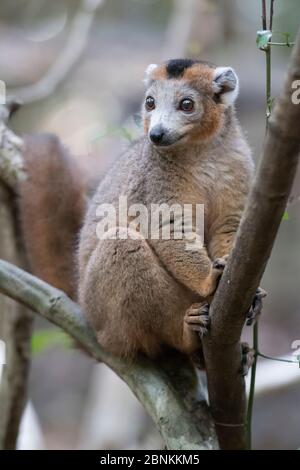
top-left (282, 211), bottom-right (289, 221)
top-left (31, 329), bottom-right (72, 356)
top-left (256, 30), bottom-right (272, 50)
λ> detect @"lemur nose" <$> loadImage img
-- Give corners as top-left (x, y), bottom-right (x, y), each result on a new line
top-left (150, 126), bottom-right (165, 144)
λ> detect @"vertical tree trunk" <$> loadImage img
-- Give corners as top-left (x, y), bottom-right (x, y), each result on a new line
top-left (0, 184), bottom-right (33, 449)
top-left (202, 26), bottom-right (300, 450)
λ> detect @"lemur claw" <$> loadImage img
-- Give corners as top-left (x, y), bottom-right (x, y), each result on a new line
top-left (184, 302), bottom-right (210, 338)
top-left (240, 342), bottom-right (256, 376)
top-left (246, 287), bottom-right (267, 326)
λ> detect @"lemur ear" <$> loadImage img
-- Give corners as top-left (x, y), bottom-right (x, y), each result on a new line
top-left (212, 67), bottom-right (239, 106)
top-left (144, 64), bottom-right (158, 86)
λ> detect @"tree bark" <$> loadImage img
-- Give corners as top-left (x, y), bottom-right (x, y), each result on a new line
top-left (202, 27), bottom-right (300, 449)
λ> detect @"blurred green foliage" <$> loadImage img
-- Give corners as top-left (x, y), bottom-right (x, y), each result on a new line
top-left (31, 328), bottom-right (72, 356)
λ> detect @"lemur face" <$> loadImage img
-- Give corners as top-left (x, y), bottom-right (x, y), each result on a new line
top-left (142, 59), bottom-right (239, 148)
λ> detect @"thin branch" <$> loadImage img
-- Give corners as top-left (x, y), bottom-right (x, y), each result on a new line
top-left (247, 1), bottom-right (276, 446)
top-left (246, 323), bottom-right (258, 449)
top-left (262, 0), bottom-right (267, 30)
top-left (245, 354), bottom-right (300, 396)
top-left (0, 259), bottom-right (218, 450)
top-left (269, 42), bottom-right (295, 47)
top-left (269, 0), bottom-right (275, 31)
top-left (256, 352), bottom-right (297, 364)
top-left (202, 25), bottom-right (300, 450)
top-left (8, 0), bottom-right (105, 105)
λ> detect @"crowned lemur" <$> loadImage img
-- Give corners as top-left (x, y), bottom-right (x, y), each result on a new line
top-left (19, 59), bottom-right (264, 365)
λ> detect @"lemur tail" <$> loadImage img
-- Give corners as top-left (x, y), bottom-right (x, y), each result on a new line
top-left (18, 134), bottom-right (87, 300)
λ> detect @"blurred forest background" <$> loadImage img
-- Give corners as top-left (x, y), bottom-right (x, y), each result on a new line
top-left (0, 0), bottom-right (300, 450)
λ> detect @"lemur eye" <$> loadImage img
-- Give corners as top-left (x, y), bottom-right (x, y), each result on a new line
top-left (145, 96), bottom-right (155, 111)
top-left (179, 98), bottom-right (194, 112)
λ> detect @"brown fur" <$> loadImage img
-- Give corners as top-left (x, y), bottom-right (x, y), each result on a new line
top-left (175, 63), bottom-right (225, 141)
top-left (183, 63), bottom-right (214, 84)
top-left (143, 116), bottom-right (150, 134)
top-left (79, 61), bottom-right (254, 358)
top-left (189, 96), bottom-right (225, 142)
top-left (151, 65), bottom-right (168, 81)
top-left (19, 134), bottom-right (87, 299)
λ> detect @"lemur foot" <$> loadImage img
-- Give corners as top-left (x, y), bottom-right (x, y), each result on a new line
top-left (212, 254), bottom-right (229, 272)
top-left (184, 302), bottom-right (210, 338)
top-left (246, 287), bottom-right (267, 326)
top-left (240, 342), bottom-right (256, 376)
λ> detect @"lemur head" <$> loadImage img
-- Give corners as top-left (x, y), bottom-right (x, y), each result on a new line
top-left (142, 59), bottom-right (239, 148)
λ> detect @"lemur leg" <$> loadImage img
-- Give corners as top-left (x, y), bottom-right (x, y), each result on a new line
top-left (80, 228), bottom-right (198, 357)
top-left (81, 226), bottom-right (230, 357)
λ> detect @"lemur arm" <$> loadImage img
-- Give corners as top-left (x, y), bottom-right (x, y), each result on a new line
top-left (207, 213), bottom-right (242, 260)
top-left (149, 235), bottom-right (222, 298)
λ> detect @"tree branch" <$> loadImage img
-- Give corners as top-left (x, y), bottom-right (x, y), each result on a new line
top-left (8, 0), bottom-right (105, 105)
top-left (0, 259), bottom-right (218, 450)
top-left (262, 0), bottom-right (267, 30)
top-left (270, 0), bottom-right (275, 32)
top-left (202, 26), bottom-right (300, 449)
top-left (0, 101), bottom-right (33, 449)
